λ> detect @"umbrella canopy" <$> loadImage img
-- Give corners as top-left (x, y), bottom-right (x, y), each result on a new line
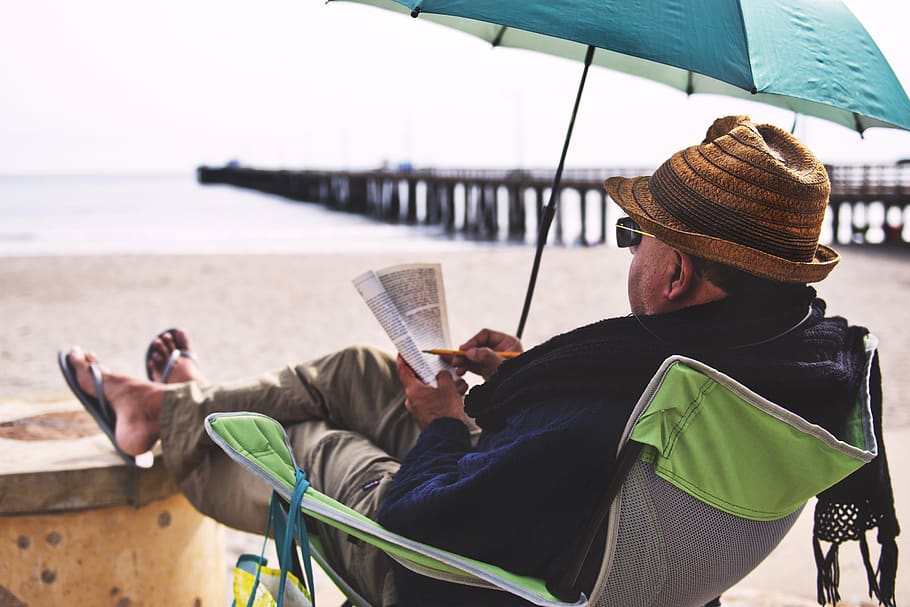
top-left (331, 0), bottom-right (910, 133)
top-left (325, 0), bottom-right (910, 337)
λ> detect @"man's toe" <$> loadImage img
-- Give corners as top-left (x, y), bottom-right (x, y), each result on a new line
top-left (172, 328), bottom-right (190, 351)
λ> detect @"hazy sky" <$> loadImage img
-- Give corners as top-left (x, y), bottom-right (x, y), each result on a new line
top-left (1, 0), bottom-right (908, 174)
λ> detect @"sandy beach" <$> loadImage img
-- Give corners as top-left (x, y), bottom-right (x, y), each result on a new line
top-left (2, 245), bottom-right (908, 605)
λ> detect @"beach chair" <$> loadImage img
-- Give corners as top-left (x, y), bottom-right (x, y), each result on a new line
top-left (205, 343), bottom-right (879, 607)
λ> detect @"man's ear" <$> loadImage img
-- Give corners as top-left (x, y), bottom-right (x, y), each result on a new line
top-left (665, 250), bottom-right (696, 302)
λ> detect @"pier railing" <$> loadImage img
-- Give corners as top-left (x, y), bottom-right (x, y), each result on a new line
top-left (198, 164), bottom-right (910, 248)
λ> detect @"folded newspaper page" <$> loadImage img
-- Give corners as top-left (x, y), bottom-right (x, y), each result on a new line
top-left (353, 263), bottom-right (454, 386)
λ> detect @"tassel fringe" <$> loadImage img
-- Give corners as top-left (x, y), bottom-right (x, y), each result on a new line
top-left (814, 538), bottom-right (841, 606)
top-left (877, 536), bottom-right (898, 607)
top-left (814, 534), bottom-right (898, 607)
top-left (859, 533), bottom-right (881, 601)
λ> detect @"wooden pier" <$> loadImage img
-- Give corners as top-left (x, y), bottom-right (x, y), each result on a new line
top-left (197, 164), bottom-right (910, 247)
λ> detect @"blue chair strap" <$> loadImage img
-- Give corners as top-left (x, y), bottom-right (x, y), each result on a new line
top-left (252, 468), bottom-right (317, 607)
top-left (280, 468), bottom-right (316, 605)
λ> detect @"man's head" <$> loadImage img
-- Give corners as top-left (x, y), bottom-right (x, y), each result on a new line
top-left (605, 115), bottom-right (837, 315)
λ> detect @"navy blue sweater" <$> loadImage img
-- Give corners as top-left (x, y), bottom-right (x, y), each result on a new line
top-left (378, 291), bottom-right (870, 606)
top-left (379, 397), bottom-right (628, 606)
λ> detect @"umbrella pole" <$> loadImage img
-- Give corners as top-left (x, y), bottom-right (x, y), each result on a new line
top-left (516, 45), bottom-right (595, 338)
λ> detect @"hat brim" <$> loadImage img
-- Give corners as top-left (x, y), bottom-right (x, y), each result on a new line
top-left (604, 175), bottom-right (839, 283)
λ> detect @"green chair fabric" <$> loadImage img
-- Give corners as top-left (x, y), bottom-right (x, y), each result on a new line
top-left (628, 355), bottom-right (877, 520)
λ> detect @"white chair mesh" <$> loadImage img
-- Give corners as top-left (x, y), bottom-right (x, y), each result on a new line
top-left (591, 460), bottom-right (802, 607)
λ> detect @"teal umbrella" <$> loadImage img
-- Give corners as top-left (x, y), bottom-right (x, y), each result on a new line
top-left (332, 0), bottom-right (910, 133)
top-left (325, 0), bottom-right (910, 335)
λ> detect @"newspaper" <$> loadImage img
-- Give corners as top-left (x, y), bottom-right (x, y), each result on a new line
top-left (353, 263), bottom-right (454, 386)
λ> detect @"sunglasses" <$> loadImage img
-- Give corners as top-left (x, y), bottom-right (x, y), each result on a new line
top-left (615, 216), bottom-right (655, 248)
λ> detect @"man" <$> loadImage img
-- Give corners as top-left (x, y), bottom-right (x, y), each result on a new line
top-left (60, 115), bottom-right (897, 606)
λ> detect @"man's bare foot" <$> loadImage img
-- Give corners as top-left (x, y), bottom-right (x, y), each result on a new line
top-left (146, 328), bottom-right (207, 384)
top-left (67, 347), bottom-right (164, 457)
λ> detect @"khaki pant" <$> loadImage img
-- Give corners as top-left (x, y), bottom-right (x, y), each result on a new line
top-left (160, 346), bottom-right (423, 607)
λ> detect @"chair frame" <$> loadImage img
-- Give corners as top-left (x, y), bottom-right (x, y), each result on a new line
top-left (207, 347), bottom-right (878, 607)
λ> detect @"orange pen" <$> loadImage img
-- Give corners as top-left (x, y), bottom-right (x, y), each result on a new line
top-left (422, 348), bottom-right (521, 359)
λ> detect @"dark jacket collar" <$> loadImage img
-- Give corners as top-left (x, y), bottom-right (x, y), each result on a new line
top-left (634, 285), bottom-right (818, 350)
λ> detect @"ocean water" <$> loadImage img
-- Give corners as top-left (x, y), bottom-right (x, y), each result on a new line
top-left (0, 173), bottom-right (493, 256)
top-left (0, 173), bottom-right (897, 258)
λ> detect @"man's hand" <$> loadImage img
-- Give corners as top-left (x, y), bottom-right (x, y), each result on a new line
top-left (449, 328), bottom-right (523, 381)
top-left (396, 355), bottom-right (468, 430)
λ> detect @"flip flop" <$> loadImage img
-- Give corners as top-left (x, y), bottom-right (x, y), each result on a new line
top-left (145, 328), bottom-right (199, 383)
top-left (57, 348), bottom-right (135, 465)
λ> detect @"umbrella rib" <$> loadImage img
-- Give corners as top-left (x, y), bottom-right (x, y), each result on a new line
top-left (491, 25), bottom-right (507, 47)
top-left (853, 113), bottom-right (865, 137)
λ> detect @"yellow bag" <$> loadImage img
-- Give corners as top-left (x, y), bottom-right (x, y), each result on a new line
top-left (233, 474), bottom-right (318, 607)
top-left (233, 554), bottom-right (312, 607)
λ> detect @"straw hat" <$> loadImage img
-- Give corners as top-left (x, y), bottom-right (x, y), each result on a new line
top-left (604, 115), bottom-right (839, 283)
